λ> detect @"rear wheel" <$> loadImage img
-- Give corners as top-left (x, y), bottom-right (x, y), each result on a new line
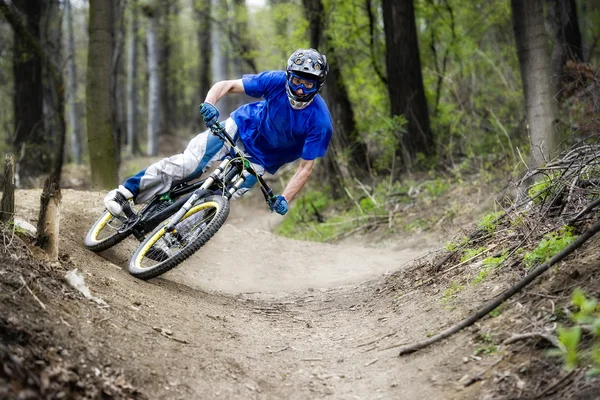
top-left (128, 195), bottom-right (230, 280)
top-left (84, 211), bottom-right (133, 252)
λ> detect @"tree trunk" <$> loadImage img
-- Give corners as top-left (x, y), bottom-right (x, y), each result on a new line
top-left (158, 0), bottom-right (172, 136)
top-left (35, 177), bottom-right (61, 261)
top-left (302, 0), bottom-right (368, 197)
top-left (547, 0), bottom-right (583, 88)
top-left (41, 0), bottom-right (60, 164)
top-left (211, 0), bottom-right (233, 116)
top-left (65, 0), bottom-right (83, 165)
top-left (8, 0), bottom-right (50, 187)
top-left (112, 0), bottom-right (126, 162)
top-left (511, 0), bottom-right (558, 166)
top-left (230, 0), bottom-right (257, 110)
top-left (268, 0), bottom-right (290, 60)
top-left (577, 0), bottom-right (596, 62)
top-left (87, 0), bottom-right (118, 189)
top-left (41, 0), bottom-right (66, 185)
top-left (0, 155), bottom-right (15, 225)
top-left (2, 1), bottom-right (66, 186)
top-left (127, 0), bottom-right (141, 156)
top-left (195, 0), bottom-right (212, 128)
top-left (382, 0), bottom-right (433, 166)
top-left (231, 0), bottom-right (258, 75)
top-left (144, 3), bottom-right (160, 156)
top-left (321, 55), bottom-right (368, 196)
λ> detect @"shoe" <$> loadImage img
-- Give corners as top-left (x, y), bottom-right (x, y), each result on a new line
top-left (104, 185), bottom-right (134, 217)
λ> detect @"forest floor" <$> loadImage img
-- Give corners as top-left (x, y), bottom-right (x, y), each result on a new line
top-left (2, 159), bottom-right (600, 399)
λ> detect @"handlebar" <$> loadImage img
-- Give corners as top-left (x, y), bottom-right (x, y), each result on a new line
top-left (201, 108), bottom-right (277, 207)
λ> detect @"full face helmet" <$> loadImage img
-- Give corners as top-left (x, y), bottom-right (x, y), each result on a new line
top-left (285, 48), bottom-right (328, 110)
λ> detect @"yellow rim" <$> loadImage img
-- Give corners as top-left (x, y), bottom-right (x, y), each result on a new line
top-left (132, 201), bottom-right (219, 269)
top-left (89, 212), bottom-right (113, 244)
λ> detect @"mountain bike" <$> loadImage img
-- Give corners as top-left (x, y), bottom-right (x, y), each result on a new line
top-left (84, 121), bottom-right (277, 280)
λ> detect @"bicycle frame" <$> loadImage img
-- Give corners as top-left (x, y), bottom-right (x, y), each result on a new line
top-left (159, 121), bottom-right (276, 233)
top-left (114, 120), bottom-right (276, 240)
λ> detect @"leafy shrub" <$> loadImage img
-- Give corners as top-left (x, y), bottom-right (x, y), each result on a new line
top-left (527, 172), bottom-right (563, 204)
top-left (460, 247), bottom-right (487, 263)
top-left (478, 211), bottom-right (504, 234)
top-left (523, 226), bottom-right (576, 269)
top-left (423, 178), bottom-right (451, 197)
top-left (548, 289), bottom-right (600, 374)
top-left (444, 235), bottom-right (470, 252)
top-left (441, 281), bottom-right (465, 304)
top-left (473, 250), bottom-right (509, 284)
top-left (359, 197), bottom-right (376, 213)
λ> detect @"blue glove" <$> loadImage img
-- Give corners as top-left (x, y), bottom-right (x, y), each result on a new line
top-left (200, 103), bottom-right (219, 127)
top-left (271, 195), bottom-right (289, 215)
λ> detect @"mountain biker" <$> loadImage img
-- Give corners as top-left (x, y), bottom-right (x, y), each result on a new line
top-left (104, 48), bottom-right (332, 217)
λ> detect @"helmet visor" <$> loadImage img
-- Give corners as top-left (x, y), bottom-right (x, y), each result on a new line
top-left (288, 73), bottom-right (318, 98)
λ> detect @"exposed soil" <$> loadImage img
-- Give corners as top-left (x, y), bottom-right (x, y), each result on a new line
top-left (1, 185), bottom-right (599, 399)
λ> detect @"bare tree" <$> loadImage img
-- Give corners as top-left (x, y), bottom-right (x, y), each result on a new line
top-left (41, 0), bottom-right (61, 161)
top-left (158, 0), bottom-right (173, 135)
top-left (65, 0), bottom-right (83, 164)
top-left (3, 0), bottom-right (49, 187)
top-left (512, 0), bottom-right (558, 166)
top-left (382, 0), bottom-right (433, 166)
top-left (1, 0), bottom-right (67, 186)
top-left (127, 0), bottom-right (141, 156)
top-left (547, 0), bottom-right (583, 87)
top-left (142, 2), bottom-right (160, 156)
top-left (195, 0), bottom-right (211, 128)
top-left (302, 0), bottom-right (368, 197)
top-left (268, 0), bottom-right (290, 60)
top-left (87, 0), bottom-right (118, 188)
top-left (210, 0), bottom-right (233, 115)
top-left (41, 0), bottom-right (66, 184)
top-left (112, 0), bottom-right (127, 162)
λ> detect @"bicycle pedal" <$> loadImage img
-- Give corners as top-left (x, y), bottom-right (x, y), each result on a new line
top-left (122, 202), bottom-right (138, 219)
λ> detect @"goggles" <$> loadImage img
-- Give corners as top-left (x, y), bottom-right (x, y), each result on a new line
top-left (288, 73), bottom-right (318, 96)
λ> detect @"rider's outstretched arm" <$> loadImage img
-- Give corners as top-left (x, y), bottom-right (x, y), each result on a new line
top-left (281, 159), bottom-right (315, 202)
top-left (204, 79), bottom-right (245, 105)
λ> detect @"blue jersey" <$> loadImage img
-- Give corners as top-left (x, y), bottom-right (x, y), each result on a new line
top-left (231, 70), bottom-right (333, 174)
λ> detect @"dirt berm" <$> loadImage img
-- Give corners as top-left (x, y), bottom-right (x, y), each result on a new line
top-left (1, 188), bottom-right (598, 399)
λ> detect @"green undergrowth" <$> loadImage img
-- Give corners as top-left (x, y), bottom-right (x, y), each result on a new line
top-left (473, 249), bottom-right (509, 284)
top-left (549, 289), bottom-right (600, 375)
top-left (522, 226), bottom-right (577, 269)
top-left (276, 157), bottom-right (510, 242)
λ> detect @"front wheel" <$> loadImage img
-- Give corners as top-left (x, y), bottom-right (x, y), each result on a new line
top-left (128, 195), bottom-right (230, 280)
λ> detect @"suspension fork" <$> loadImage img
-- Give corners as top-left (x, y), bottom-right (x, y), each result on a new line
top-left (163, 157), bottom-right (231, 232)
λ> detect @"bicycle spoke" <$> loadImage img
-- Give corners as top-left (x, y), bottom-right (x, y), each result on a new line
top-left (135, 203), bottom-right (219, 270)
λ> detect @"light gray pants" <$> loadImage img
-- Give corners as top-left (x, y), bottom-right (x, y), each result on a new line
top-left (123, 118), bottom-right (265, 203)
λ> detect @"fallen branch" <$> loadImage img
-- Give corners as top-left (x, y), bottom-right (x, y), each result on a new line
top-left (418, 245), bottom-right (498, 287)
top-left (398, 217), bottom-right (600, 356)
top-left (535, 369), bottom-right (577, 398)
top-left (356, 331), bottom-right (396, 348)
top-left (568, 196), bottom-right (600, 225)
top-left (20, 275), bottom-right (46, 311)
top-left (502, 331), bottom-right (563, 350)
top-left (268, 346), bottom-right (291, 354)
top-left (433, 215), bottom-right (506, 272)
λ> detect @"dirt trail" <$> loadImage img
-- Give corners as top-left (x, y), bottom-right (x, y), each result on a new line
top-left (14, 189), bottom-right (482, 399)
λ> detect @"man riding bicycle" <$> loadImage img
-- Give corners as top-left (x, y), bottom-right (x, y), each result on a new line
top-left (104, 48), bottom-right (333, 217)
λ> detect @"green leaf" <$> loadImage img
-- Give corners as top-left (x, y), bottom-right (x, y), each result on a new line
top-left (557, 326), bottom-right (582, 370)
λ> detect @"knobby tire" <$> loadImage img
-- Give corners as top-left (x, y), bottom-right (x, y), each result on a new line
top-left (84, 211), bottom-right (133, 252)
top-left (128, 195), bottom-right (230, 280)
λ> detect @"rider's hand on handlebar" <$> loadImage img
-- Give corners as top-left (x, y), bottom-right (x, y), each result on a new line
top-left (270, 195), bottom-right (289, 215)
top-left (200, 102), bottom-right (219, 128)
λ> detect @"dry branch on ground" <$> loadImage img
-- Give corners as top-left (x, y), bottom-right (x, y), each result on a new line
top-left (394, 141), bottom-right (600, 358)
